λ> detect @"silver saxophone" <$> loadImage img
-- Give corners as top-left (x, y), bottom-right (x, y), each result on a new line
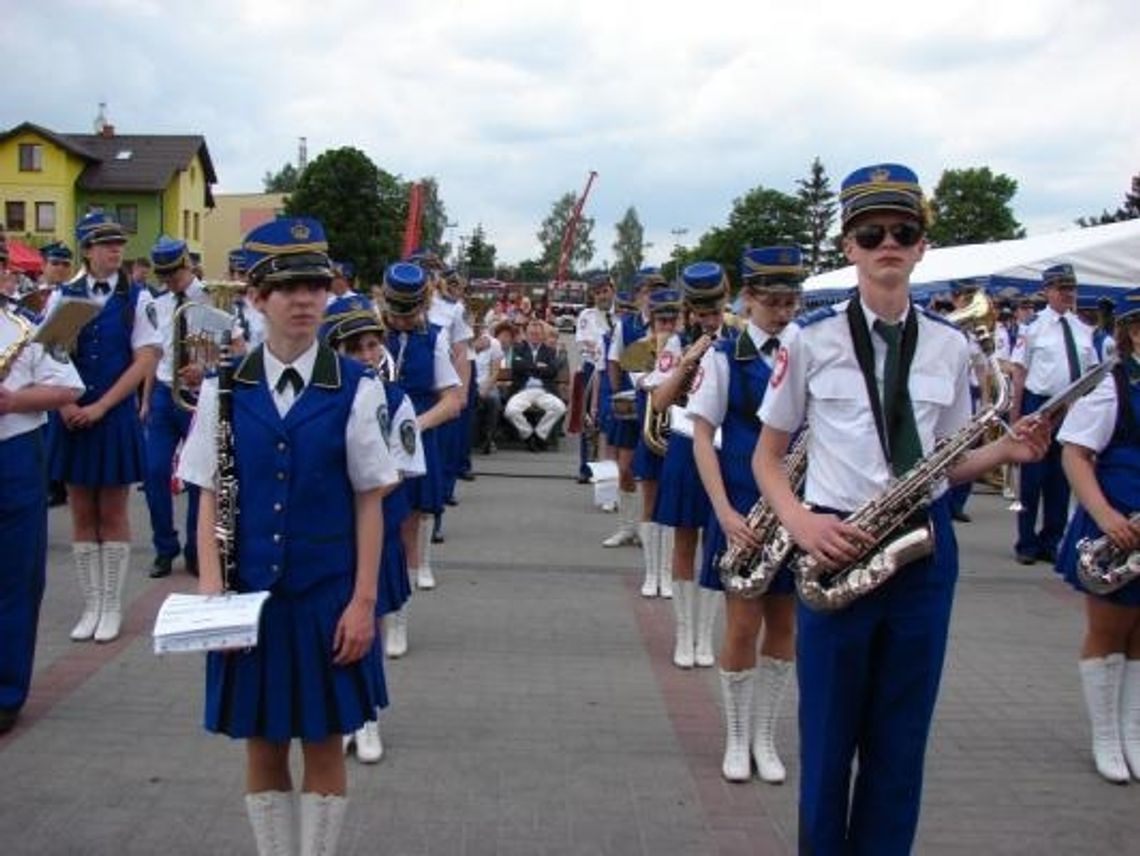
top-left (718, 430), bottom-right (809, 598)
top-left (1077, 514), bottom-right (1140, 595)
top-left (795, 352), bottom-right (1118, 611)
top-left (214, 331), bottom-right (239, 590)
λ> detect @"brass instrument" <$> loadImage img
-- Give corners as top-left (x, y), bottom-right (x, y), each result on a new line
top-left (610, 390), bottom-right (637, 421)
top-left (643, 333), bottom-right (715, 457)
top-left (0, 304), bottom-right (35, 383)
top-left (214, 331), bottom-right (238, 589)
top-left (171, 301), bottom-right (238, 412)
top-left (1076, 513), bottom-right (1140, 595)
top-left (202, 281), bottom-right (246, 313)
top-left (718, 430), bottom-right (810, 598)
top-left (946, 289), bottom-right (996, 333)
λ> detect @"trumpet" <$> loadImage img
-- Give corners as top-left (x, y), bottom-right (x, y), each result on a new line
top-left (643, 333), bottom-right (715, 457)
top-left (171, 300), bottom-right (238, 412)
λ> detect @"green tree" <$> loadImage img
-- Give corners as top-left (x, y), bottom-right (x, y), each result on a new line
top-left (927, 167), bottom-right (1024, 246)
top-left (509, 259), bottom-right (547, 282)
top-left (611, 206), bottom-right (645, 285)
top-left (285, 146), bottom-right (402, 283)
top-left (1078, 173), bottom-right (1140, 227)
top-left (262, 162), bottom-right (299, 193)
top-left (537, 191), bottom-right (596, 279)
top-left (463, 223), bottom-right (497, 278)
top-left (414, 177), bottom-right (450, 256)
top-left (796, 157), bottom-right (839, 273)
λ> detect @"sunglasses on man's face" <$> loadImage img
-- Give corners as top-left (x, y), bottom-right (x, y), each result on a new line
top-left (851, 222), bottom-right (924, 251)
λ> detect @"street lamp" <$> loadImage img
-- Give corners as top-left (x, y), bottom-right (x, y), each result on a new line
top-left (670, 227), bottom-right (688, 284)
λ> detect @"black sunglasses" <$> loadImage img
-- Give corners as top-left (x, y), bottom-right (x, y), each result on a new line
top-left (851, 222), bottom-right (924, 250)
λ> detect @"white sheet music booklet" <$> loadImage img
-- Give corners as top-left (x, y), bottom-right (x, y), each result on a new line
top-left (152, 591), bottom-right (270, 654)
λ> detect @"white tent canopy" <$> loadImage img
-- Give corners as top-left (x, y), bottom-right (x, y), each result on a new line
top-left (804, 218), bottom-right (1140, 293)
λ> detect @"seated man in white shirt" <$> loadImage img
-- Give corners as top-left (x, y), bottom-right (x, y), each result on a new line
top-left (503, 319), bottom-right (566, 451)
top-left (472, 322), bottom-right (505, 453)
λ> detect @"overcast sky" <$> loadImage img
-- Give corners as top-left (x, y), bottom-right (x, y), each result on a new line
top-left (7, 0), bottom-right (1138, 266)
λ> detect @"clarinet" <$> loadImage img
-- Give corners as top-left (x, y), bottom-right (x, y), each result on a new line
top-left (214, 331), bottom-right (239, 590)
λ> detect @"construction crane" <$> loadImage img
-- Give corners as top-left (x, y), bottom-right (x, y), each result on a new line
top-left (555, 170), bottom-right (598, 286)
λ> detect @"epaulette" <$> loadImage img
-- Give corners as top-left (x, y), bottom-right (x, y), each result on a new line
top-left (794, 305), bottom-right (837, 328)
top-left (918, 306), bottom-right (966, 335)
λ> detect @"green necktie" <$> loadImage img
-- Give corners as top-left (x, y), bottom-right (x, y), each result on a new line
top-left (874, 320), bottom-right (923, 476)
top-left (1059, 316), bottom-right (1081, 382)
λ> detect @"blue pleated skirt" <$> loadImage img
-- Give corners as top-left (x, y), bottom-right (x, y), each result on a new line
top-left (632, 392), bottom-right (663, 480)
top-left (653, 434), bottom-right (710, 528)
top-left (49, 397), bottom-right (145, 486)
top-left (404, 425), bottom-right (444, 514)
top-left (378, 486), bottom-right (412, 617)
top-left (204, 574), bottom-right (387, 741)
top-left (1055, 507), bottom-right (1140, 607)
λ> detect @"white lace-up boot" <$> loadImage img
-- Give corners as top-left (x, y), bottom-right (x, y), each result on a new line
top-left (94, 541), bottom-right (130, 642)
top-left (299, 792), bottom-right (347, 856)
top-left (385, 606), bottom-right (409, 658)
top-left (353, 715), bottom-right (383, 764)
top-left (639, 521), bottom-right (658, 596)
top-left (657, 525), bottom-right (674, 599)
top-left (245, 790), bottom-right (295, 856)
top-left (602, 493), bottom-right (640, 546)
top-left (69, 542), bottom-right (102, 641)
top-left (671, 579), bottom-right (694, 668)
top-left (415, 516), bottom-right (435, 590)
top-left (1079, 654), bottom-right (1129, 783)
top-left (1119, 659), bottom-right (1140, 780)
top-left (694, 587), bottom-right (719, 667)
top-left (752, 656), bottom-right (793, 783)
top-left (720, 668), bottom-right (755, 782)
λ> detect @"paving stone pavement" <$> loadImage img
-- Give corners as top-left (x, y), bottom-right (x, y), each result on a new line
top-left (1, 449), bottom-right (1136, 855)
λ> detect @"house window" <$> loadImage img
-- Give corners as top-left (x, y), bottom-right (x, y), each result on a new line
top-left (193, 212), bottom-right (200, 241)
top-left (18, 144), bottom-right (43, 172)
top-left (5, 201), bottom-right (26, 231)
top-left (182, 209), bottom-right (190, 238)
top-left (116, 204), bottom-right (138, 234)
top-left (35, 202), bottom-right (56, 232)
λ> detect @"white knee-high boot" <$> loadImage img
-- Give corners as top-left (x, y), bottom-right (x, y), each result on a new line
top-left (639, 521), bottom-right (658, 597)
top-left (416, 516), bottom-right (435, 590)
top-left (1079, 654), bottom-right (1129, 783)
top-left (694, 587), bottom-right (719, 668)
top-left (602, 492), bottom-right (639, 546)
top-left (1121, 659), bottom-right (1140, 780)
top-left (94, 541), bottom-right (130, 642)
top-left (69, 542), bottom-right (103, 641)
top-left (671, 580), bottom-right (694, 668)
top-left (720, 668), bottom-right (755, 782)
top-left (385, 606), bottom-right (409, 658)
top-left (657, 525), bottom-right (674, 599)
top-left (752, 655), bottom-right (793, 783)
top-left (245, 790), bottom-right (296, 856)
top-left (299, 792), bottom-right (347, 856)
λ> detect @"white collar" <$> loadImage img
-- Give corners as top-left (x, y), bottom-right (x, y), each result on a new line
top-left (263, 339), bottom-right (320, 389)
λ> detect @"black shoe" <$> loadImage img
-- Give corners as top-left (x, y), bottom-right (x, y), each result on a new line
top-left (48, 482), bottom-right (67, 508)
top-left (184, 555), bottom-right (199, 578)
top-left (149, 555), bottom-right (174, 579)
top-left (525, 435), bottom-right (539, 452)
top-left (458, 471), bottom-right (475, 482)
top-left (0, 707), bottom-right (19, 735)
top-left (952, 511), bottom-right (971, 523)
top-left (431, 527), bottom-right (445, 544)
top-left (444, 495), bottom-right (459, 507)
top-left (1015, 553), bottom-right (1037, 566)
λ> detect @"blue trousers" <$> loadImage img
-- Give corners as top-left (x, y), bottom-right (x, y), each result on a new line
top-left (577, 362), bottom-right (596, 478)
top-left (143, 383), bottom-right (199, 561)
top-left (0, 430), bottom-right (49, 712)
top-left (797, 498), bottom-right (957, 856)
top-left (1015, 390), bottom-right (1069, 557)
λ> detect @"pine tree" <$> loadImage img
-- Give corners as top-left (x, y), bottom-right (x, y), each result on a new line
top-left (611, 207), bottom-right (645, 286)
top-left (796, 157), bottom-right (838, 274)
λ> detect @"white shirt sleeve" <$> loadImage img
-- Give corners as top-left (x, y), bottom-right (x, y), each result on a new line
top-left (686, 347), bottom-right (730, 428)
top-left (387, 393), bottom-right (426, 477)
top-left (346, 375), bottom-right (401, 492)
top-left (433, 329), bottom-right (461, 390)
top-left (757, 324), bottom-right (807, 433)
top-left (1057, 374), bottom-right (1118, 454)
top-left (131, 290), bottom-right (164, 351)
top-left (607, 321), bottom-right (626, 362)
top-left (176, 378), bottom-right (219, 489)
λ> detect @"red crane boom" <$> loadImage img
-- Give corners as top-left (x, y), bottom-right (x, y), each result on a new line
top-left (556, 170), bottom-right (598, 285)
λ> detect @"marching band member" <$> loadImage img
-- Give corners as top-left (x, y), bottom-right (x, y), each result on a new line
top-left (574, 273), bottom-right (616, 483)
top-left (443, 268), bottom-right (478, 485)
top-left (142, 236), bottom-right (208, 579)
top-left (1055, 288), bottom-right (1140, 783)
top-left (177, 217), bottom-right (399, 856)
top-left (229, 248), bottom-right (267, 351)
top-left (651, 262), bottom-right (730, 667)
top-left (690, 249), bottom-right (802, 783)
top-left (382, 263), bottom-right (462, 592)
top-left (38, 241), bottom-right (74, 289)
top-left (0, 293), bottom-right (84, 734)
top-left (50, 211), bottom-right (161, 644)
top-left (603, 271), bottom-right (658, 547)
top-left (630, 287), bottom-right (683, 598)
top-left (324, 296), bottom-right (425, 765)
top-left (754, 164), bottom-right (1048, 853)
top-left (1010, 264), bottom-right (1100, 564)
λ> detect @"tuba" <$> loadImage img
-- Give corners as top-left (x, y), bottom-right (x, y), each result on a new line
top-left (1076, 514), bottom-right (1140, 595)
top-left (171, 290), bottom-right (238, 412)
top-left (946, 289), bottom-right (996, 333)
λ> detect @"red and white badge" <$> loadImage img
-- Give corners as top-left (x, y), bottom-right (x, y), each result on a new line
top-left (770, 346), bottom-right (789, 388)
top-left (657, 351), bottom-right (675, 372)
top-left (689, 365), bottom-right (705, 393)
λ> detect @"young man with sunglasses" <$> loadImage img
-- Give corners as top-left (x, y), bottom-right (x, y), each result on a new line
top-left (754, 163), bottom-right (1049, 854)
top-left (1010, 264), bottom-right (1101, 565)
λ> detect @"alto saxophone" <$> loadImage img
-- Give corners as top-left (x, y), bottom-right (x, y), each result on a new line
top-left (0, 305), bottom-right (35, 383)
top-left (1076, 513), bottom-right (1140, 595)
top-left (718, 430), bottom-right (809, 598)
top-left (643, 333), bottom-right (714, 457)
top-left (214, 331), bottom-right (239, 590)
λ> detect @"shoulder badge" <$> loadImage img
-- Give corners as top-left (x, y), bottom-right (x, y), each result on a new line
top-left (399, 419), bottom-right (417, 455)
top-left (375, 401), bottom-right (390, 439)
top-left (657, 351), bottom-right (675, 372)
top-left (145, 302), bottom-right (159, 329)
top-left (794, 305), bottom-right (837, 329)
top-left (770, 346), bottom-right (789, 388)
top-left (689, 365), bottom-right (705, 393)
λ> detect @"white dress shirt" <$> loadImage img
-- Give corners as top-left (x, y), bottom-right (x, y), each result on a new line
top-left (1011, 305), bottom-right (1099, 397)
top-left (0, 317), bottom-right (84, 441)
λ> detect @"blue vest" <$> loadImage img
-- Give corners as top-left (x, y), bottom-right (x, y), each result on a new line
top-left (715, 332), bottom-right (772, 502)
top-left (60, 273), bottom-right (142, 406)
top-left (1099, 369), bottom-right (1140, 511)
top-left (381, 380), bottom-right (412, 530)
top-left (230, 344), bottom-right (368, 595)
top-left (386, 324), bottom-right (441, 413)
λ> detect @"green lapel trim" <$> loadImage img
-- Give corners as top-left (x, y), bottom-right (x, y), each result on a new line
top-left (233, 344), bottom-right (265, 385)
top-left (310, 344), bottom-right (342, 389)
top-left (734, 330), bottom-right (759, 362)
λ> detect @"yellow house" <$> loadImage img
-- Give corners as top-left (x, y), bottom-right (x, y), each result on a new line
top-left (203, 192), bottom-right (287, 280)
top-left (0, 121), bottom-right (216, 262)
